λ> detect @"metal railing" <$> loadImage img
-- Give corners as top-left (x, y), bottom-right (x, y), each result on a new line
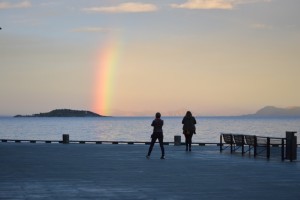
top-left (0, 138), bottom-right (219, 146)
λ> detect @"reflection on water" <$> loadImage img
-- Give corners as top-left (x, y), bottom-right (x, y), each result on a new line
top-left (0, 117), bottom-right (299, 143)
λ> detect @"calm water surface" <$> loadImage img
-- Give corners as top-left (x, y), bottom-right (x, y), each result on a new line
top-left (0, 117), bottom-right (299, 143)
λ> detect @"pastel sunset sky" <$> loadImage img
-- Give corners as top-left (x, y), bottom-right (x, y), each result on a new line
top-left (1, 0), bottom-right (299, 116)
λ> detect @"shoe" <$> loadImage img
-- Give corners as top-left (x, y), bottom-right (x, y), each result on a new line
top-left (189, 149), bottom-right (191, 152)
top-left (146, 155), bottom-right (150, 159)
top-left (160, 156), bottom-right (165, 159)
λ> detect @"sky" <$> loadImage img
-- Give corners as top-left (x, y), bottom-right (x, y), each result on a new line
top-left (0, 0), bottom-right (300, 116)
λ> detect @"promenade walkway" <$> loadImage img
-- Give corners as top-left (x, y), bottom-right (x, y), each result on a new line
top-left (1, 143), bottom-right (300, 200)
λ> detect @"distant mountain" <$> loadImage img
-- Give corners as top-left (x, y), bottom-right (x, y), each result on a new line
top-left (247, 106), bottom-right (300, 117)
top-left (14, 109), bottom-right (105, 117)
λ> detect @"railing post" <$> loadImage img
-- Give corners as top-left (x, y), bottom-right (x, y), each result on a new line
top-left (254, 136), bottom-right (257, 157)
top-left (174, 135), bottom-right (181, 146)
top-left (230, 134), bottom-right (233, 153)
top-left (220, 134), bottom-right (223, 152)
top-left (281, 138), bottom-right (285, 161)
top-left (267, 137), bottom-right (270, 159)
top-left (242, 136), bottom-right (245, 155)
top-left (62, 134), bottom-right (69, 144)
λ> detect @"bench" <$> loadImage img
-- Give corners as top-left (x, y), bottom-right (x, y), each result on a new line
top-left (220, 133), bottom-right (234, 152)
top-left (244, 135), bottom-right (257, 156)
top-left (233, 134), bottom-right (245, 154)
top-left (220, 133), bottom-right (245, 154)
top-left (221, 133), bottom-right (262, 155)
top-left (220, 133), bottom-right (285, 160)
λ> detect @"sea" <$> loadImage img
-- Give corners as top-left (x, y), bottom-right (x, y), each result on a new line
top-left (0, 116), bottom-right (299, 143)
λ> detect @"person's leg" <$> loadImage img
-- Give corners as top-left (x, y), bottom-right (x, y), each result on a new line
top-left (186, 134), bottom-right (190, 151)
top-left (158, 137), bottom-right (165, 158)
top-left (184, 134), bottom-right (188, 151)
top-left (189, 134), bottom-right (193, 151)
top-left (147, 137), bottom-right (157, 157)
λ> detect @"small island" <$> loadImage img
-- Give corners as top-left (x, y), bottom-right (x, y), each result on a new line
top-left (14, 109), bottom-right (105, 117)
top-left (245, 106), bottom-right (300, 117)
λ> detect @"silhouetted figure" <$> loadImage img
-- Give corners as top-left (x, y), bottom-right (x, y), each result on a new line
top-left (146, 112), bottom-right (165, 159)
top-left (182, 111), bottom-right (197, 151)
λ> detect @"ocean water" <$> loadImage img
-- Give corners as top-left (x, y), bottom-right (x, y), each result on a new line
top-left (0, 116), bottom-right (299, 143)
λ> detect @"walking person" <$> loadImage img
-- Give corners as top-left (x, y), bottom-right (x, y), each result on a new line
top-left (146, 112), bottom-right (165, 159)
top-left (182, 111), bottom-right (197, 151)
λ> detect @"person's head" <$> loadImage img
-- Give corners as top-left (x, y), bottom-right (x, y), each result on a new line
top-left (155, 112), bottom-right (161, 119)
top-left (186, 111), bottom-right (192, 117)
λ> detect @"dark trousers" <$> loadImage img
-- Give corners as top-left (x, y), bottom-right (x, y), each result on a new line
top-left (147, 133), bottom-right (164, 156)
top-left (184, 133), bottom-right (194, 150)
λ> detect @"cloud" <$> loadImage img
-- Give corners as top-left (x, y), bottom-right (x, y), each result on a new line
top-left (170, 0), bottom-right (272, 10)
top-left (171, 0), bottom-right (234, 9)
top-left (71, 27), bottom-right (116, 33)
top-left (83, 2), bottom-right (158, 13)
top-left (0, 0), bottom-right (31, 9)
top-left (251, 23), bottom-right (272, 29)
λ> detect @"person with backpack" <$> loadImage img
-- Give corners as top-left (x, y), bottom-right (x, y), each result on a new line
top-left (182, 111), bottom-right (197, 151)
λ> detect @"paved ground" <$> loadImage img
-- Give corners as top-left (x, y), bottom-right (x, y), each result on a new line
top-left (0, 142), bottom-right (300, 200)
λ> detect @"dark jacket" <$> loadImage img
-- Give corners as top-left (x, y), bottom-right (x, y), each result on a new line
top-left (182, 116), bottom-right (196, 131)
top-left (151, 118), bottom-right (163, 133)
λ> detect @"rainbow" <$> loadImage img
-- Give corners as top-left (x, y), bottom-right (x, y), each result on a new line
top-left (92, 35), bottom-right (121, 116)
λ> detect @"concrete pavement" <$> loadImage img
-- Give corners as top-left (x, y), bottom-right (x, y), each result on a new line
top-left (1, 143), bottom-right (300, 199)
